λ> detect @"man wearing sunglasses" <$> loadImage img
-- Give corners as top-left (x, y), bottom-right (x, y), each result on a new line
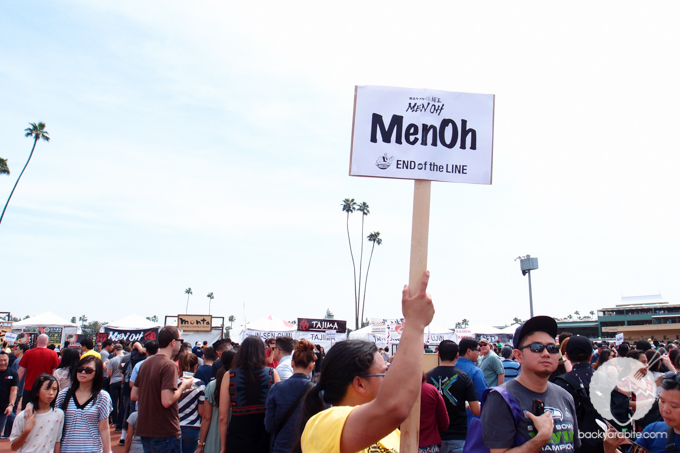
top-left (480, 315), bottom-right (581, 453)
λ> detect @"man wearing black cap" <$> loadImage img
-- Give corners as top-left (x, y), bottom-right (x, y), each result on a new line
top-left (481, 316), bottom-right (580, 452)
top-left (554, 335), bottom-right (603, 453)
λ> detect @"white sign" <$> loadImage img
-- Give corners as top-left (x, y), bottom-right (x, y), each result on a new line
top-left (616, 333), bottom-right (624, 346)
top-left (325, 330), bottom-right (336, 340)
top-left (3, 332), bottom-right (17, 343)
top-left (350, 85), bottom-right (495, 184)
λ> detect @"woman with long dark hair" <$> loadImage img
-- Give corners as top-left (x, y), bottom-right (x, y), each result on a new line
top-left (218, 336), bottom-right (280, 453)
top-left (196, 349), bottom-right (236, 453)
top-left (55, 355), bottom-right (112, 453)
top-left (265, 339), bottom-right (317, 453)
top-left (295, 271), bottom-right (434, 453)
top-left (53, 347), bottom-right (80, 390)
top-left (593, 348), bottom-right (612, 371)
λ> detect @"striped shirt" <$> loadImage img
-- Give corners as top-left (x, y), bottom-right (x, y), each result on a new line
top-left (55, 388), bottom-right (112, 453)
top-left (178, 378), bottom-right (205, 427)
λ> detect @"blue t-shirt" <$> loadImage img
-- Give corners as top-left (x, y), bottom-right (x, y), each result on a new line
top-left (636, 421), bottom-right (680, 453)
top-left (502, 359), bottom-right (521, 380)
top-left (455, 357), bottom-right (488, 424)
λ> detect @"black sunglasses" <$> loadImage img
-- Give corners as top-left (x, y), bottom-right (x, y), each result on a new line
top-left (175, 338), bottom-right (184, 344)
top-left (518, 343), bottom-right (560, 354)
top-left (77, 366), bottom-right (96, 375)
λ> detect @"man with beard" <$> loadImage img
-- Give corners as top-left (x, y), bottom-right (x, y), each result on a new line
top-left (481, 316), bottom-right (581, 453)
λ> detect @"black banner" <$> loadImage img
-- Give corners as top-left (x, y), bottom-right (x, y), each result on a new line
top-left (297, 318), bottom-right (347, 333)
top-left (101, 327), bottom-right (159, 343)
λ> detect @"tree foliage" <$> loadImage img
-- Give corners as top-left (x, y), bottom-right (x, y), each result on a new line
top-left (81, 320), bottom-right (108, 338)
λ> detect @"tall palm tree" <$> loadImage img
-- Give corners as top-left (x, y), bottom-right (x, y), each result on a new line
top-left (355, 202), bottom-right (370, 329)
top-left (360, 231), bottom-right (382, 325)
top-left (228, 315), bottom-right (235, 329)
top-left (0, 158), bottom-right (9, 175)
top-left (0, 122), bottom-right (50, 226)
top-left (341, 198), bottom-right (359, 328)
top-left (185, 287), bottom-right (193, 313)
top-left (207, 292), bottom-right (214, 314)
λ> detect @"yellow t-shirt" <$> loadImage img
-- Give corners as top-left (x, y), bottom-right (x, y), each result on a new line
top-left (82, 350), bottom-right (101, 360)
top-left (301, 405), bottom-right (400, 453)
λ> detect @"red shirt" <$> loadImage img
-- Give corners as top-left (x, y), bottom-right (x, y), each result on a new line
top-left (20, 347), bottom-right (60, 390)
top-left (265, 348), bottom-right (279, 369)
top-left (419, 382), bottom-right (450, 448)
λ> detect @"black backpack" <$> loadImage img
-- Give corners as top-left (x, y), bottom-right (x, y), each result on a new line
top-left (554, 372), bottom-right (604, 453)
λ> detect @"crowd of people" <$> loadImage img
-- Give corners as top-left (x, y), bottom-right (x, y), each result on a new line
top-left (3, 273), bottom-right (680, 452)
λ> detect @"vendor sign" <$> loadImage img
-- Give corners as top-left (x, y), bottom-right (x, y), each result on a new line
top-left (0, 321), bottom-right (12, 342)
top-left (297, 318), bottom-right (347, 333)
top-left (178, 315), bottom-right (212, 332)
top-left (100, 327), bottom-right (158, 343)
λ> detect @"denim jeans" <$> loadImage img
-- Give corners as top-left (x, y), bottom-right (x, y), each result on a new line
top-left (141, 436), bottom-right (182, 453)
top-left (441, 439), bottom-right (466, 453)
top-left (180, 426), bottom-right (200, 453)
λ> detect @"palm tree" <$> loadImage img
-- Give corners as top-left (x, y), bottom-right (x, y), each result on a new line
top-left (228, 315), bottom-right (235, 329)
top-left (590, 311), bottom-right (596, 318)
top-left (207, 292), bottom-right (214, 314)
top-left (0, 122), bottom-right (50, 226)
top-left (341, 198), bottom-right (359, 328)
top-left (355, 202), bottom-right (370, 329)
top-left (0, 158), bottom-right (9, 175)
top-left (185, 288), bottom-right (193, 313)
top-left (360, 231), bottom-right (382, 325)
top-left (461, 319), bottom-right (469, 328)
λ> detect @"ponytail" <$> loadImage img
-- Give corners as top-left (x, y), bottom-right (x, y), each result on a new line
top-left (292, 340), bottom-right (377, 453)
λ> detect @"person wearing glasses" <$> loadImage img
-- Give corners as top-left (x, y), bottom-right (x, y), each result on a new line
top-left (54, 355), bottom-right (113, 453)
top-left (480, 316), bottom-right (580, 452)
top-left (131, 326), bottom-right (193, 453)
top-left (294, 271), bottom-right (434, 453)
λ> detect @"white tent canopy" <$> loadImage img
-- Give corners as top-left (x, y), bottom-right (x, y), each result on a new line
top-left (107, 314), bottom-right (160, 330)
top-left (12, 312), bottom-right (76, 328)
top-left (468, 324), bottom-right (504, 334)
top-left (245, 315), bottom-right (296, 333)
top-left (500, 324), bottom-right (521, 334)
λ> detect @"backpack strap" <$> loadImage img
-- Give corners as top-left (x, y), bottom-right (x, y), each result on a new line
top-left (481, 386), bottom-right (527, 445)
top-left (273, 382), bottom-right (314, 439)
top-left (667, 424), bottom-right (676, 453)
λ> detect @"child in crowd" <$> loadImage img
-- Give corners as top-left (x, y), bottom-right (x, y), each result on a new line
top-left (10, 374), bottom-right (64, 452)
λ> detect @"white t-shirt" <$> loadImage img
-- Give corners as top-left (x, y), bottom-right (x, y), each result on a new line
top-left (10, 408), bottom-right (64, 453)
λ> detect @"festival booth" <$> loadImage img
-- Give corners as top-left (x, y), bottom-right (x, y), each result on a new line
top-left (357, 319), bottom-right (456, 354)
top-left (165, 315), bottom-right (224, 347)
top-left (96, 314), bottom-right (160, 344)
top-left (11, 312), bottom-right (78, 347)
top-left (468, 324), bottom-right (514, 345)
top-left (240, 316), bottom-right (297, 342)
top-left (296, 317), bottom-right (348, 351)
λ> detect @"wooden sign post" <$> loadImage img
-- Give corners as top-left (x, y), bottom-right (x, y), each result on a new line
top-left (399, 179), bottom-right (431, 452)
top-left (350, 85), bottom-right (494, 452)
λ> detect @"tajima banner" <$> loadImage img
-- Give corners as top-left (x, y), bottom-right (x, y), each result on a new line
top-left (99, 327), bottom-right (158, 343)
top-left (297, 318), bottom-right (347, 333)
top-left (350, 85), bottom-right (494, 184)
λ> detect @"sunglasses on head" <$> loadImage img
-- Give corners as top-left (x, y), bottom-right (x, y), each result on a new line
top-left (518, 343), bottom-right (560, 354)
top-left (77, 366), bottom-right (96, 375)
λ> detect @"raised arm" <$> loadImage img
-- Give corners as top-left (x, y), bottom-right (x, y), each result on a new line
top-left (340, 270), bottom-right (434, 453)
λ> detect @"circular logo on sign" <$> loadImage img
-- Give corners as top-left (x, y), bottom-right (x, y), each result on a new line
top-left (589, 357), bottom-right (656, 425)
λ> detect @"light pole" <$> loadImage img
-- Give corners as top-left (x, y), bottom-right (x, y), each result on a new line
top-left (515, 255), bottom-right (539, 317)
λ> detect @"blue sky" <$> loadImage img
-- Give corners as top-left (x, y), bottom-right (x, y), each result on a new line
top-left (2, 1), bottom-right (680, 331)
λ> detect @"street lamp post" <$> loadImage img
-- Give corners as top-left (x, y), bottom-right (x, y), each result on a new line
top-left (516, 255), bottom-right (539, 317)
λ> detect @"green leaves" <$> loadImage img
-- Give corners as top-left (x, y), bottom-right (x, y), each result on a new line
top-left (0, 158), bottom-right (9, 175)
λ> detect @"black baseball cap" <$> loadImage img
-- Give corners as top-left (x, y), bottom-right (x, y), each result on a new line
top-left (565, 335), bottom-right (593, 356)
top-left (513, 316), bottom-right (558, 349)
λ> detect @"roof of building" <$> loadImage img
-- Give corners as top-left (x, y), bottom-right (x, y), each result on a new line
top-left (617, 294), bottom-right (666, 306)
